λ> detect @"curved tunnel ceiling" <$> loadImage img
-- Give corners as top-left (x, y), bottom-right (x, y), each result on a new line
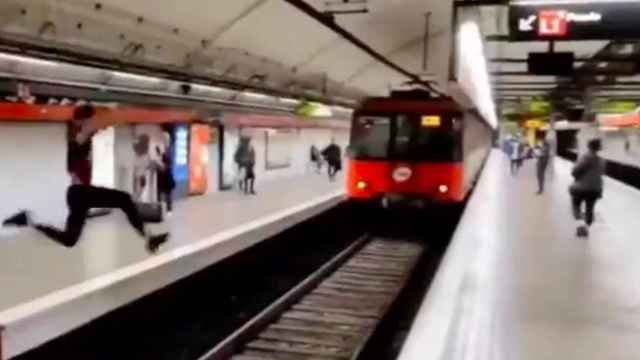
top-left (0, 0), bottom-right (454, 102)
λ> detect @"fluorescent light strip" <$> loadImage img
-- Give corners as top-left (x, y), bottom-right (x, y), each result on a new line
top-left (111, 71), bottom-right (162, 83)
top-left (0, 52), bottom-right (349, 111)
top-left (279, 97), bottom-right (300, 104)
top-left (191, 83), bottom-right (224, 92)
top-left (0, 52), bottom-right (59, 67)
top-left (0, 71), bottom-right (293, 112)
top-left (458, 21), bottom-right (498, 128)
top-left (243, 91), bottom-right (269, 99)
top-left (332, 106), bottom-right (353, 112)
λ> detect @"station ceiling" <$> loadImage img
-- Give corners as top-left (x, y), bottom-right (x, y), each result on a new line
top-left (471, 1), bottom-right (640, 115)
top-left (0, 0), bottom-right (454, 103)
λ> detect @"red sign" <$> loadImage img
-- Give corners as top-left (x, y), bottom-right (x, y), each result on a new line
top-left (510, 1), bottom-right (638, 41)
top-left (538, 10), bottom-right (567, 37)
top-left (0, 103), bottom-right (197, 124)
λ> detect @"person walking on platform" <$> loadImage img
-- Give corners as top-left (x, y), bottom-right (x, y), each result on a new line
top-left (509, 138), bottom-right (524, 176)
top-left (534, 134), bottom-right (551, 194)
top-left (570, 138), bottom-right (605, 238)
top-left (2, 105), bottom-right (169, 253)
top-left (234, 135), bottom-right (256, 195)
top-left (322, 139), bottom-right (342, 181)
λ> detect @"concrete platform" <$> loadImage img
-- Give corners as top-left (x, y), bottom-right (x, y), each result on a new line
top-left (0, 173), bottom-right (344, 359)
top-left (398, 150), bottom-right (640, 360)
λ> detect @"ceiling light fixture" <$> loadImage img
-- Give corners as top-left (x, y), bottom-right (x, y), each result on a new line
top-left (0, 52), bottom-right (59, 67)
top-left (192, 83), bottom-right (224, 92)
top-left (244, 91), bottom-right (269, 99)
top-left (279, 97), bottom-right (300, 104)
top-left (111, 71), bottom-right (161, 83)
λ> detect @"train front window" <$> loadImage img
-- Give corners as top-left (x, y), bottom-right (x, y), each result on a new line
top-left (350, 113), bottom-right (461, 161)
top-left (413, 117), bottom-right (462, 161)
top-left (394, 115), bottom-right (412, 156)
top-left (350, 116), bottom-right (391, 158)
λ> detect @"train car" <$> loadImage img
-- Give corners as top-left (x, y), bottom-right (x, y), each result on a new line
top-left (346, 89), bottom-right (493, 207)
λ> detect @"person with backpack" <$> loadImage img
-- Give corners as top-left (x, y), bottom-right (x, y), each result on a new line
top-left (570, 138), bottom-right (606, 238)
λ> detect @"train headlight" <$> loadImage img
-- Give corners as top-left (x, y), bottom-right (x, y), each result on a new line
top-left (356, 181), bottom-right (368, 190)
top-left (438, 184), bottom-right (449, 194)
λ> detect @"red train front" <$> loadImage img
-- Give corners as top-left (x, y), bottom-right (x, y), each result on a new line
top-left (346, 90), bottom-right (492, 207)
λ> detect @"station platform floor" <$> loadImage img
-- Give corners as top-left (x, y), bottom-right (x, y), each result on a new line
top-left (399, 150), bottom-right (640, 360)
top-left (0, 173), bottom-right (344, 359)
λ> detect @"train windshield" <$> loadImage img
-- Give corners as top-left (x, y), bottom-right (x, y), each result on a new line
top-left (349, 114), bottom-right (461, 162)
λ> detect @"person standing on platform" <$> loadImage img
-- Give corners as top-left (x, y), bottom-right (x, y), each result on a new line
top-left (156, 131), bottom-right (175, 215)
top-left (234, 135), bottom-right (256, 195)
top-left (570, 138), bottom-right (605, 238)
top-left (534, 134), bottom-right (551, 194)
top-left (322, 139), bottom-right (342, 181)
top-left (2, 105), bottom-right (169, 253)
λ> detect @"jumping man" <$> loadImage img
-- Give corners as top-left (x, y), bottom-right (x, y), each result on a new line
top-left (3, 105), bottom-right (169, 253)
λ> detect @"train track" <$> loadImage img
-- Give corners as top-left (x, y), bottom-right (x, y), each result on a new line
top-left (199, 236), bottom-right (424, 360)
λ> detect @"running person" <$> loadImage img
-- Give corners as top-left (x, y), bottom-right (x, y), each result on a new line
top-left (570, 138), bottom-right (605, 238)
top-left (322, 140), bottom-right (342, 181)
top-left (3, 105), bottom-right (169, 253)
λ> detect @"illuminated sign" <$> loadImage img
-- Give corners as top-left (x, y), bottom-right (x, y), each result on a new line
top-left (593, 100), bottom-right (637, 114)
top-left (510, 1), bottom-right (640, 41)
top-left (421, 115), bottom-right (441, 127)
top-left (524, 119), bottom-right (545, 129)
top-left (189, 124), bottom-right (210, 195)
top-left (296, 101), bottom-right (333, 118)
top-left (173, 125), bottom-right (189, 183)
top-left (528, 101), bottom-right (551, 115)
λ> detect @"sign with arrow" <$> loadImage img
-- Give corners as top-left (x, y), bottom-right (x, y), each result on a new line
top-left (509, 0), bottom-right (640, 41)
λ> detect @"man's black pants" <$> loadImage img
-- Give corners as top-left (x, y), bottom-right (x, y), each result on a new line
top-left (570, 189), bottom-right (600, 226)
top-left (35, 185), bottom-right (145, 247)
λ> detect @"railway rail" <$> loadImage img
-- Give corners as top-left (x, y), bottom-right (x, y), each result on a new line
top-left (200, 236), bottom-right (424, 360)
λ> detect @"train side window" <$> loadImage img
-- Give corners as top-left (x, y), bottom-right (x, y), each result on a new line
top-left (351, 116), bottom-right (390, 158)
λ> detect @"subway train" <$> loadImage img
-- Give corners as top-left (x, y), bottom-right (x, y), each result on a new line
top-left (346, 89), bottom-right (493, 207)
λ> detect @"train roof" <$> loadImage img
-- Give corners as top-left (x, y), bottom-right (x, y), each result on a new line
top-left (358, 97), bottom-right (462, 114)
top-left (355, 89), bottom-right (491, 127)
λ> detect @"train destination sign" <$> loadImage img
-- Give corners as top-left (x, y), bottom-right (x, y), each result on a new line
top-left (509, 0), bottom-right (640, 41)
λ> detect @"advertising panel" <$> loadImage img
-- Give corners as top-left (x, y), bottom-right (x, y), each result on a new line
top-left (510, 1), bottom-right (640, 41)
top-left (265, 129), bottom-right (294, 170)
top-left (188, 124), bottom-right (210, 195)
top-left (173, 125), bottom-right (189, 197)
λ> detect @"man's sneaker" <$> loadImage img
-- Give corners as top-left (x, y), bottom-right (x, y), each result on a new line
top-left (146, 233), bottom-right (169, 254)
top-left (3, 211), bottom-right (30, 227)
